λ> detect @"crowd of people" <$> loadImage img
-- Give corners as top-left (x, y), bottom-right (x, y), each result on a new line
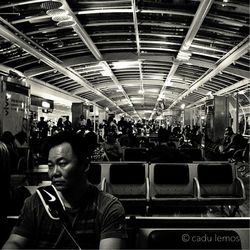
top-left (1, 114), bottom-right (248, 172)
top-left (0, 114), bottom-right (248, 248)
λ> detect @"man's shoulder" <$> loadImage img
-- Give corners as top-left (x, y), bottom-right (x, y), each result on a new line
top-left (97, 190), bottom-right (121, 209)
top-left (24, 190), bottom-right (44, 209)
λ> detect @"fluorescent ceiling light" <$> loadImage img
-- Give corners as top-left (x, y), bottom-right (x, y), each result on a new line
top-left (112, 61), bottom-right (139, 69)
top-left (46, 8), bottom-right (68, 17)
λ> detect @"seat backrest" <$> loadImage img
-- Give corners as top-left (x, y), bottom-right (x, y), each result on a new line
top-left (197, 163), bottom-right (236, 195)
top-left (124, 147), bottom-right (148, 161)
top-left (87, 163), bottom-right (102, 185)
top-left (149, 163), bottom-right (195, 197)
top-left (107, 162), bottom-right (147, 197)
top-left (179, 148), bottom-right (202, 161)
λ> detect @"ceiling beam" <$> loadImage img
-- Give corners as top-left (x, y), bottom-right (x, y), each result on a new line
top-left (169, 36), bottom-right (250, 109)
top-left (186, 78), bottom-right (250, 109)
top-left (60, 0), bottom-right (136, 117)
top-left (0, 18), bottom-right (129, 114)
top-left (150, 0), bottom-right (214, 119)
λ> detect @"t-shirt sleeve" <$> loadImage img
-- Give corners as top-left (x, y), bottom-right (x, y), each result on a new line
top-left (11, 194), bottom-right (37, 239)
top-left (98, 193), bottom-right (128, 240)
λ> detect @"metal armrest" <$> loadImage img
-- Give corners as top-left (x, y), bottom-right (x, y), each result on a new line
top-left (193, 177), bottom-right (201, 198)
top-left (146, 177), bottom-right (150, 202)
top-left (101, 177), bottom-right (106, 192)
top-left (235, 177), bottom-right (246, 200)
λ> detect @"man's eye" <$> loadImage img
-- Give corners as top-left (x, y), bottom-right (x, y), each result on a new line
top-left (59, 162), bottom-right (67, 167)
top-left (48, 163), bottom-right (53, 169)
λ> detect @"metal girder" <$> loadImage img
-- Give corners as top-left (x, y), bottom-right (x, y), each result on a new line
top-left (150, 0), bottom-right (214, 119)
top-left (186, 78), bottom-right (250, 109)
top-left (169, 36), bottom-right (250, 109)
top-left (0, 19), bottom-right (127, 115)
top-left (60, 0), bottom-right (136, 117)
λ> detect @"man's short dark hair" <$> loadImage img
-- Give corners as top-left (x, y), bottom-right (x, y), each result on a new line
top-left (42, 131), bottom-right (90, 165)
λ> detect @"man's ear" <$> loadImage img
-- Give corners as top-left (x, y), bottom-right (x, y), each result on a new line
top-left (83, 158), bottom-right (90, 172)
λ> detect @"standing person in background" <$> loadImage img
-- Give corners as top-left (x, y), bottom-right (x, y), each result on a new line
top-left (78, 115), bottom-right (86, 130)
top-left (63, 116), bottom-right (72, 132)
top-left (56, 117), bottom-right (64, 133)
top-left (37, 117), bottom-right (48, 139)
top-left (3, 131), bottom-right (127, 249)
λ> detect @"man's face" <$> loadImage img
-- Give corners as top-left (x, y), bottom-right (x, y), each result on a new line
top-left (224, 129), bottom-right (232, 136)
top-left (48, 142), bottom-right (85, 192)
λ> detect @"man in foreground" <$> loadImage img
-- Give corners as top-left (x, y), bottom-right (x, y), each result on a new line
top-left (3, 131), bottom-right (127, 249)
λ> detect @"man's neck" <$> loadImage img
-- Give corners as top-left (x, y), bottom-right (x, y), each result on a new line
top-left (59, 181), bottom-right (89, 209)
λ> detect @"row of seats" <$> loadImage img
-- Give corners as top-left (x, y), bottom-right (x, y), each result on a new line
top-left (127, 216), bottom-right (250, 249)
top-left (20, 161), bottom-right (246, 216)
top-left (2, 216), bottom-right (249, 249)
top-left (87, 162), bottom-right (246, 216)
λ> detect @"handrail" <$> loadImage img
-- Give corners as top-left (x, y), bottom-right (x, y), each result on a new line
top-left (193, 177), bottom-right (201, 198)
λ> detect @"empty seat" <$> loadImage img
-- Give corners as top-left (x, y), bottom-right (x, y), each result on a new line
top-left (197, 163), bottom-right (246, 215)
top-left (106, 162), bottom-right (149, 215)
top-left (149, 163), bottom-right (199, 212)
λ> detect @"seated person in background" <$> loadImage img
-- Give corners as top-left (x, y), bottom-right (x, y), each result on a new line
top-left (103, 131), bottom-right (123, 161)
top-left (3, 131), bottom-right (127, 249)
top-left (179, 127), bottom-right (192, 148)
top-left (14, 131), bottom-right (28, 148)
top-left (150, 140), bottom-right (192, 163)
top-left (0, 142), bottom-right (11, 218)
top-left (0, 142), bottom-right (11, 247)
top-left (219, 127), bottom-right (246, 159)
top-left (1, 131), bottom-right (19, 173)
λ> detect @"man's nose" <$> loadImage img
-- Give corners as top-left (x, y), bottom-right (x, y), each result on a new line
top-left (50, 165), bottom-right (61, 176)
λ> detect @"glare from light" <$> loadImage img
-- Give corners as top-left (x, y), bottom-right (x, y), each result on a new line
top-left (165, 79), bottom-right (173, 86)
top-left (42, 101), bottom-right (50, 108)
top-left (6, 93), bottom-right (11, 99)
top-left (181, 103), bottom-right (185, 109)
top-left (138, 89), bottom-right (144, 94)
top-left (100, 70), bottom-right (112, 77)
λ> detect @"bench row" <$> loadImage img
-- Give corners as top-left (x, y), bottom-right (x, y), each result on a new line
top-left (2, 216), bottom-right (249, 249)
top-left (24, 161), bottom-right (246, 216)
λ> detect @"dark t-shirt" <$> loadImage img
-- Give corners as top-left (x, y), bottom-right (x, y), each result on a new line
top-left (12, 185), bottom-right (127, 249)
